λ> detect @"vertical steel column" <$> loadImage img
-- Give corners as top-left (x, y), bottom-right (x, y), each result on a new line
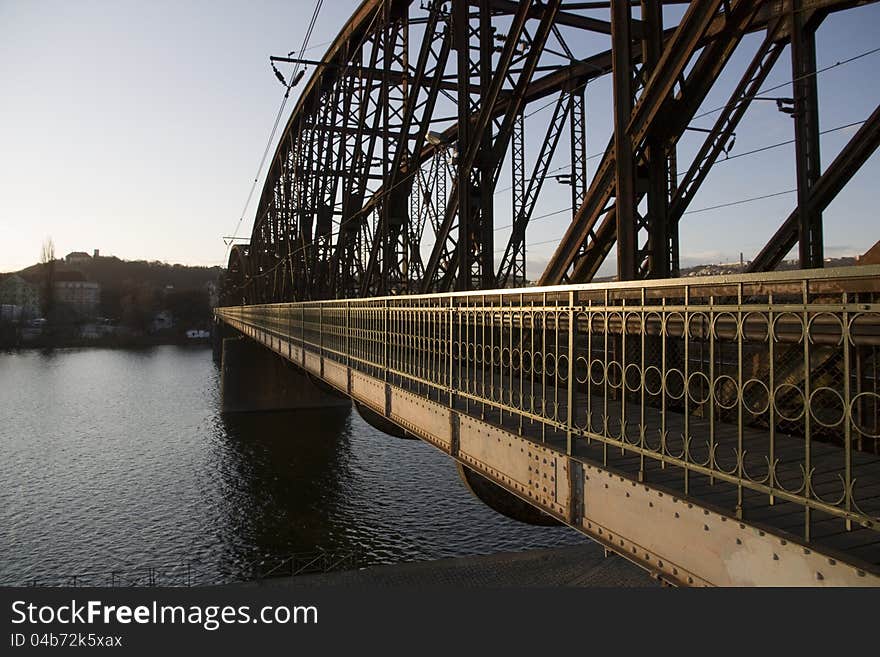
top-left (380, 1), bottom-right (394, 294)
top-left (791, 1), bottom-right (824, 268)
top-left (611, 1), bottom-right (637, 281)
top-left (569, 85), bottom-right (587, 222)
top-left (478, 0), bottom-right (495, 289)
top-left (453, 0), bottom-right (473, 291)
top-left (511, 111), bottom-right (526, 286)
top-left (640, 0), bottom-right (674, 278)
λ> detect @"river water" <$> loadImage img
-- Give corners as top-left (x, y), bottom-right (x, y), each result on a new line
top-left (0, 346), bottom-right (584, 585)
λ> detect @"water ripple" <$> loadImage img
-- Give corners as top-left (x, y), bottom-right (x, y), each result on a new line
top-left (0, 346), bottom-right (584, 584)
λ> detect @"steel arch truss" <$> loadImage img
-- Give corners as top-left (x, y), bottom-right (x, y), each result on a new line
top-left (226, 0), bottom-right (880, 303)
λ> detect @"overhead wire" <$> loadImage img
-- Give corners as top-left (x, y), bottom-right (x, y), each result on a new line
top-left (223, 0), bottom-right (325, 262)
top-left (692, 45), bottom-right (880, 122)
top-left (229, 31), bottom-right (879, 286)
top-left (523, 187), bottom-right (802, 253)
top-left (234, 7), bottom-right (387, 284)
top-left (497, 44), bottom-right (879, 197)
top-left (241, 109), bottom-right (873, 282)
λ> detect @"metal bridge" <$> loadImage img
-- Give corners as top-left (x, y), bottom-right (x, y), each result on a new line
top-left (215, 0), bottom-right (880, 585)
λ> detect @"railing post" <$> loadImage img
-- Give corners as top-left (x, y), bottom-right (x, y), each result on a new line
top-left (567, 290), bottom-right (575, 455)
top-left (448, 296), bottom-right (454, 408)
top-left (842, 291), bottom-right (852, 531)
top-left (383, 299), bottom-right (389, 381)
top-left (736, 281), bottom-right (744, 520)
top-left (801, 279), bottom-right (811, 541)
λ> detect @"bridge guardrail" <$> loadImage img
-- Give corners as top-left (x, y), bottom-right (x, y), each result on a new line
top-left (217, 265), bottom-right (880, 544)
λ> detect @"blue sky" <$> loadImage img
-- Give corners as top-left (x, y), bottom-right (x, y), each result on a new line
top-left (1, 1), bottom-right (878, 277)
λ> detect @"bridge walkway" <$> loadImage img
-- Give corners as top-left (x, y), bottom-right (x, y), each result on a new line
top-left (217, 266), bottom-right (880, 585)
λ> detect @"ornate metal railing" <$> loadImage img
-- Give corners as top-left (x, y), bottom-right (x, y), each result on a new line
top-left (217, 266), bottom-right (880, 543)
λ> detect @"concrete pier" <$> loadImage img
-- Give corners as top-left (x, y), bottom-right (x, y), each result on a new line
top-left (220, 336), bottom-right (350, 413)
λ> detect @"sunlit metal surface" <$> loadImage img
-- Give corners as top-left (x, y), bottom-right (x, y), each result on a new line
top-left (217, 265), bottom-right (880, 582)
top-left (220, 1), bottom-right (880, 306)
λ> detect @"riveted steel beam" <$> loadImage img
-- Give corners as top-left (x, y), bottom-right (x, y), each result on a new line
top-left (749, 103), bottom-right (880, 272)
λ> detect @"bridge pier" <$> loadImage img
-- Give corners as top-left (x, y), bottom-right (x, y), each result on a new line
top-left (220, 336), bottom-right (350, 413)
top-left (456, 463), bottom-right (562, 527)
top-left (212, 318), bottom-right (236, 364)
top-left (354, 401), bottom-right (415, 440)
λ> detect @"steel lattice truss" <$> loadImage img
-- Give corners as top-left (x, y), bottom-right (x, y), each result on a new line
top-left (221, 0), bottom-right (880, 306)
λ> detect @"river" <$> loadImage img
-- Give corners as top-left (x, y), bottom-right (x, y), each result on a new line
top-left (0, 346), bottom-right (584, 585)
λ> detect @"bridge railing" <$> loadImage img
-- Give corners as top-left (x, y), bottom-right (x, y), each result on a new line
top-left (217, 266), bottom-right (880, 542)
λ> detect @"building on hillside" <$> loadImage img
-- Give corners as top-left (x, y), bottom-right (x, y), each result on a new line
top-left (53, 271), bottom-right (100, 317)
top-left (65, 251), bottom-right (92, 265)
top-left (0, 274), bottom-right (41, 321)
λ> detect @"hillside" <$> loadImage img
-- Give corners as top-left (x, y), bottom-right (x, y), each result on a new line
top-left (16, 256), bottom-right (221, 292)
top-left (11, 255), bottom-right (223, 331)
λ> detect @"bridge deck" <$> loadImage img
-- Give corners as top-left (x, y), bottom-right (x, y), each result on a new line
top-left (387, 360), bottom-right (880, 567)
top-left (217, 266), bottom-right (880, 585)
top-left (482, 392), bottom-right (880, 565)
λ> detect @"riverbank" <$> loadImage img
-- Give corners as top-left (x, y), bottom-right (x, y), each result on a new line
top-left (242, 545), bottom-right (659, 588)
top-left (0, 333), bottom-right (211, 350)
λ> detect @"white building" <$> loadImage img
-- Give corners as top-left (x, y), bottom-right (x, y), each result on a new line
top-left (53, 271), bottom-right (100, 317)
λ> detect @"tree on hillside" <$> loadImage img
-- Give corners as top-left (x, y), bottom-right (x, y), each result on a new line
top-left (164, 289), bottom-right (210, 329)
top-left (120, 281), bottom-right (159, 332)
top-left (40, 237), bottom-right (55, 320)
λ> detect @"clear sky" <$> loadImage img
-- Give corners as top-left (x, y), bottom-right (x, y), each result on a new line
top-left (1, 1), bottom-right (878, 276)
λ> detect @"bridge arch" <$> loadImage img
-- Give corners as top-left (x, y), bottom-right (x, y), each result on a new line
top-left (226, 0), bottom-right (878, 305)
top-left (220, 244), bottom-right (253, 307)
